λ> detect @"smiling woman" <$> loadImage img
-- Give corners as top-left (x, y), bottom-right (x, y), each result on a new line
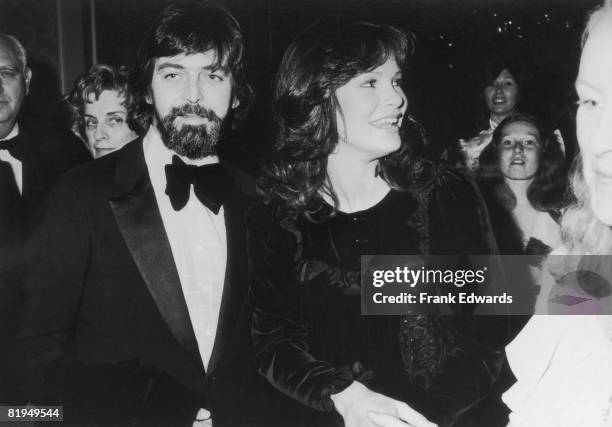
top-left (248, 20), bottom-right (509, 427)
top-left (333, 58), bottom-right (407, 164)
top-left (443, 58), bottom-right (528, 173)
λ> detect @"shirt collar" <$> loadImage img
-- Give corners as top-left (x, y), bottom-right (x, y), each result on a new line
top-left (1, 123), bottom-right (19, 141)
top-left (489, 117), bottom-right (498, 132)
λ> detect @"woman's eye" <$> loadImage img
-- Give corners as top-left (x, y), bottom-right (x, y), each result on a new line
top-left (108, 117), bottom-right (124, 126)
top-left (392, 79), bottom-right (402, 87)
top-left (523, 139), bottom-right (537, 147)
top-left (164, 72), bottom-right (179, 80)
top-left (501, 140), bottom-right (513, 146)
top-left (209, 73), bottom-right (224, 81)
top-left (362, 79), bottom-right (376, 88)
top-left (85, 120), bottom-right (97, 130)
top-left (577, 98), bottom-right (598, 109)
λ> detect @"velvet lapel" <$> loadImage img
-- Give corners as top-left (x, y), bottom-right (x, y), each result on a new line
top-left (108, 139), bottom-right (204, 371)
top-left (207, 187), bottom-right (250, 375)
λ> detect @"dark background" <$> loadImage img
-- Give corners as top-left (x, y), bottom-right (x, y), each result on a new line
top-left (0, 0), bottom-right (600, 170)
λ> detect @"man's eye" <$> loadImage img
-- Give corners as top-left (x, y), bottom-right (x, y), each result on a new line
top-left (523, 139), bottom-right (537, 147)
top-left (209, 73), bottom-right (224, 81)
top-left (501, 140), bottom-right (513, 146)
top-left (0, 70), bottom-right (17, 79)
top-left (164, 72), bottom-right (179, 80)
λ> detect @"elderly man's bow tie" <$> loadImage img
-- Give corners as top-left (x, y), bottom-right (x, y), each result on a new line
top-left (164, 155), bottom-right (230, 213)
top-left (0, 136), bottom-right (22, 160)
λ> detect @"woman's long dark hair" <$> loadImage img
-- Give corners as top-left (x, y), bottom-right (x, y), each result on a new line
top-left (259, 21), bottom-right (421, 221)
top-left (478, 113), bottom-right (568, 213)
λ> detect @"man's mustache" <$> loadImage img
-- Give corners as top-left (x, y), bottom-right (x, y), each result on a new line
top-left (168, 104), bottom-right (221, 122)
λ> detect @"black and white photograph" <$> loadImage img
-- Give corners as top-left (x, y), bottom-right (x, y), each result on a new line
top-left (1, 0), bottom-right (611, 426)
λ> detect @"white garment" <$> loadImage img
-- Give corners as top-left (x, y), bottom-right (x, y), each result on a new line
top-left (144, 126), bottom-right (227, 370)
top-left (512, 205), bottom-right (562, 250)
top-left (504, 315), bottom-right (612, 427)
top-left (0, 123), bottom-right (22, 194)
top-left (504, 247), bottom-right (612, 427)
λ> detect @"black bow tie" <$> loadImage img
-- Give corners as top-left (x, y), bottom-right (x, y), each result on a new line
top-left (164, 155), bottom-right (231, 213)
top-left (0, 135), bottom-right (22, 161)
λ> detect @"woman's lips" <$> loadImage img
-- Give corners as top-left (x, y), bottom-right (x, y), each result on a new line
top-left (594, 168), bottom-right (612, 181)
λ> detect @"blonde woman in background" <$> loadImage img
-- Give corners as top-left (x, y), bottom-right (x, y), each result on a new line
top-left (503, 2), bottom-right (612, 426)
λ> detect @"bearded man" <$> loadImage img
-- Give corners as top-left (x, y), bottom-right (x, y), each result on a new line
top-left (19, 2), bottom-right (274, 426)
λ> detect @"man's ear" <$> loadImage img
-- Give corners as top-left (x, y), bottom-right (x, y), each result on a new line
top-left (24, 67), bottom-right (32, 95)
top-left (145, 88), bottom-right (153, 105)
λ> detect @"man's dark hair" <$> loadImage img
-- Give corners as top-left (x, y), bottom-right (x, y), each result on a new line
top-left (130, 1), bottom-right (253, 131)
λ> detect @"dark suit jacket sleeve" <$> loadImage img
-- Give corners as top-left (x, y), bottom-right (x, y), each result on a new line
top-left (247, 204), bottom-right (354, 413)
top-left (19, 176), bottom-right (201, 426)
top-left (20, 176), bottom-right (91, 401)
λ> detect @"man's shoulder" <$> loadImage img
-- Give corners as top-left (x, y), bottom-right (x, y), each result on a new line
top-left (222, 160), bottom-right (256, 198)
top-left (59, 138), bottom-right (144, 195)
top-left (20, 122), bottom-right (89, 160)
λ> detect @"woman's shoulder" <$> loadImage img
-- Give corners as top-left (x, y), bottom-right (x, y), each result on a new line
top-left (247, 199), bottom-right (294, 227)
top-left (529, 210), bottom-right (563, 250)
top-left (399, 158), bottom-right (478, 198)
top-left (246, 200), bottom-right (301, 256)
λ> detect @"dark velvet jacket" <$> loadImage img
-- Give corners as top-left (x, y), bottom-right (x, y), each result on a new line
top-left (247, 160), bottom-right (512, 427)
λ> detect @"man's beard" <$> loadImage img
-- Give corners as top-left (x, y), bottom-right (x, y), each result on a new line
top-left (155, 104), bottom-right (225, 159)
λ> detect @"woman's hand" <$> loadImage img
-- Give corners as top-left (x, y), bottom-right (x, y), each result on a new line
top-left (459, 130), bottom-right (494, 172)
top-left (192, 408), bottom-right (212, 426)
top-left (368, 406), bottom-right (437, 427)
top-left (331, 381), bottom-right (434, 427)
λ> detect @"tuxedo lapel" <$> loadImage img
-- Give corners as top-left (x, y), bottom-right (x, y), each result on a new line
top-left (108, 139), bottom-right (203, 371)
top-left (14, 131), bottom-right (46, 216)
top-left (207, 186), bottom-right (251, 375)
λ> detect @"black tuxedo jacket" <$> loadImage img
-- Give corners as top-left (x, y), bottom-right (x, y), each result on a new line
top-left (0, 123), bottom-right (89, 403)
top-left (20, 137), bottom-right (272, 426)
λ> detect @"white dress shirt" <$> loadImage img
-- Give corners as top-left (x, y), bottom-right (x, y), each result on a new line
top-left (0, 124), bottom-right (23, 194)
top-left (143, 125), bottom-right (227, 370)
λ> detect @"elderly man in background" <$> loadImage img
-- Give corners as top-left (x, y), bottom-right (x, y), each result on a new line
top-left (0, 33), bottom-right (88, 404)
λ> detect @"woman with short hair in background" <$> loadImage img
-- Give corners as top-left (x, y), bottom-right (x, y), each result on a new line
top-left (68, 64), bottom-right (141, 159)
